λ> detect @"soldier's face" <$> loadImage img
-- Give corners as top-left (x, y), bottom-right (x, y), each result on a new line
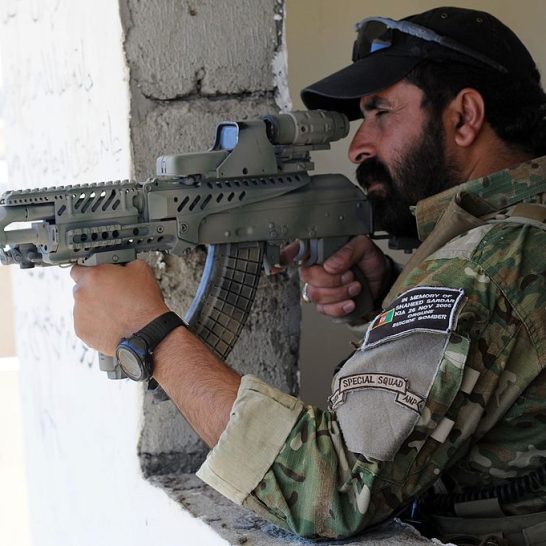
top-left (348, 80), bottom-right (462, 236)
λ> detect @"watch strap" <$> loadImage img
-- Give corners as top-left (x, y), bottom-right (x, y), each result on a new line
top-left (135, 311), bottom-right (186, 351)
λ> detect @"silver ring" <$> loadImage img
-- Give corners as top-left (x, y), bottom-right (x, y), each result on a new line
top-left (302, 282), bottom-right (311, 303)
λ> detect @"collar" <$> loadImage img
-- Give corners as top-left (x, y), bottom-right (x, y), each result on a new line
top-left (415, 155), bottom-right (546, 241)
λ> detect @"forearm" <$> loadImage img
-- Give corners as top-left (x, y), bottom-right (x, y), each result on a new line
top-left (70, 260), bottom-right (241, 448)
top-left (153, 326), bottom-right (241, 447)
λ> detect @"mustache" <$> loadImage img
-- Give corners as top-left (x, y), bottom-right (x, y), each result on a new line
top-left (355, 158), bottom-right (392, 190)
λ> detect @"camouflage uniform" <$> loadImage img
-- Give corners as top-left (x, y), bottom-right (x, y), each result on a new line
top-left (197, 156), bottom-right (546, 541)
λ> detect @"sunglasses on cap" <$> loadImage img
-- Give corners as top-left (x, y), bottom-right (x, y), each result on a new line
top-left (352, 17), bottom-right (508, 74)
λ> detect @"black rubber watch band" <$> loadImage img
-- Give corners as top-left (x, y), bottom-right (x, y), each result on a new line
top-left (135, 311), bottom-right (186, 351)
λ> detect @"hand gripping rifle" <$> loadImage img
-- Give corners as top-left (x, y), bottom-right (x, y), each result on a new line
top-left (0, 110), bottom-right (373, 380)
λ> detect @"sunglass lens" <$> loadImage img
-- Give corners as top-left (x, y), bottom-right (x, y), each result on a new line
top-left (354, 22), bottom-right (392, 59)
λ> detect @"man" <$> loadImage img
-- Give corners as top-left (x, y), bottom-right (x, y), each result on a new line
top-left (71, 7), bottom-right (546, 544)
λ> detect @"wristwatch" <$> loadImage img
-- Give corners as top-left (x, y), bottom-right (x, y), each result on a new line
top-left (115, 311), bottom-right (186, 382)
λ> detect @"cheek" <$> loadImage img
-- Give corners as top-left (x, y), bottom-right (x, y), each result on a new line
top-left (378, 116), bottom-right (421, 158)
top-left (381, 135), bottom-right (412, 170)
top-left (389, 118), bottom-right (427, 160)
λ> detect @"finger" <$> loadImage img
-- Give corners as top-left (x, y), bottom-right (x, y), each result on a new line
top-left (279, 241), bottom-right (303, 267)
top-left (70, 264), bottom-right (86, 282)
top-left (316, 299), bottom-right (356, 318)
top-left (300, 265), bottom-right (354, 288)
top-left (305, 281), bottom-right (361, 305)
top-left (322, 235), bottom-right (373, 274)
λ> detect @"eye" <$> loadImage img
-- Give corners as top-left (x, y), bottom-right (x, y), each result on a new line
top-left (376, 110), bottom-right (389, 117)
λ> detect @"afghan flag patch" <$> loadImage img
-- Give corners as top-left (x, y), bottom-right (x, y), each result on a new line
top-left (372, 308), bottom-right (395, 328)
top-left (363, 286), bottom-right (465, 350)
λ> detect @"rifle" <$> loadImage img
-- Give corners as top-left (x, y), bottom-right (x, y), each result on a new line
top-left (0, 110), bottom-right (373, 381)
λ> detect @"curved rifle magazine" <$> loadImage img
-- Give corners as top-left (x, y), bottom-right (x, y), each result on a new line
top-left (184, 241), bottom-right (264, 359)
top-left (150, 242), bottom-right (264, 401)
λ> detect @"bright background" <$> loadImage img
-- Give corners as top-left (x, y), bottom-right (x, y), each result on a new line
top-left (0, 49), bottom-right (32, 546)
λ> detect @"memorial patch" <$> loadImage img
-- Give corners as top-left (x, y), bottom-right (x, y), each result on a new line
top-left (364, 286), bottom-right (465, 349)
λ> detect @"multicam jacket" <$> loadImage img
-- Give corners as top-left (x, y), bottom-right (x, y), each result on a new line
top-left (197, 156), bottom-right (546, 539)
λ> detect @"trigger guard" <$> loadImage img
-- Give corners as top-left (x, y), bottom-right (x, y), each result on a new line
top-left (303, 239), bottom-right (320, 266)
top-left (294, 239), bottom-right (308, 263)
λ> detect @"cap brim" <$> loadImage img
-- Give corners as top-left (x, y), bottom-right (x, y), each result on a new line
top-left (301, 52), bottom-right (421, 120)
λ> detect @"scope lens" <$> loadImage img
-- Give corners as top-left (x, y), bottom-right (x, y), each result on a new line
top-left (217, 124), bottom-right (239, 150)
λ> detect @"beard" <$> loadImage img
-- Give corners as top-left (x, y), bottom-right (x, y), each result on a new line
top-left (356, 114), bottom-right (462, 237)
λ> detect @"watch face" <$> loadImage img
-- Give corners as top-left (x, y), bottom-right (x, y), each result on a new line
top-left (116, 343), bottom-right (149, 381)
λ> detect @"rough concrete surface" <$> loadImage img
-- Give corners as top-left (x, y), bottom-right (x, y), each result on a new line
top-left (150, 473), bottom-right (439, 546)
top-left (120, 0), bottom-right (282, 99)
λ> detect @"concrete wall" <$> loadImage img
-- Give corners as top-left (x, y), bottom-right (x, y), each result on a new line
top-left (0, 57), bottom-right (15, 359)
top-left (288, 0), bottom-right (546, 407)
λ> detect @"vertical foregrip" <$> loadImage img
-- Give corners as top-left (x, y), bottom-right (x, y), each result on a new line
top-left (184, 242), bottom-right (264, 361)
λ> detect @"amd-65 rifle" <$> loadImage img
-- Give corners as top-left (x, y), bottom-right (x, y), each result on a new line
top-left (0, 110), bottom-right (373, 380)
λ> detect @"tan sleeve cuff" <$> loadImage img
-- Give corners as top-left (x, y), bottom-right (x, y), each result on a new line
top-left (196, 375), bottom-right (304, 505)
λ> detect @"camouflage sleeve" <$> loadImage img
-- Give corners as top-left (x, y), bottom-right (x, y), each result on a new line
top-left (199, 223), bottom-right (543, 540)
top-left (244, 330), bottom-right (472, 538)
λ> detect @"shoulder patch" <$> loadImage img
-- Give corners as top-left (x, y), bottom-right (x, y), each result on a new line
top-left (329, 372), bottom-right (424, 413)
top-left (331, 331), bottom-right (465, 461)
top-left (363, 286), bottom-right (465, 350)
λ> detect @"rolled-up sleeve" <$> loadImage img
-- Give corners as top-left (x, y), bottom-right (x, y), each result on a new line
top-left (197, 375), bottom-right (305, 504)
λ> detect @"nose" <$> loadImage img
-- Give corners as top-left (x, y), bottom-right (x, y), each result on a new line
top-left (348, 121), bottom-right (376, 164)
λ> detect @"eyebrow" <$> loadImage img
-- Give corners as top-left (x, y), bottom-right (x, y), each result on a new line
top-left (362, 96), bottom-right (392, 112)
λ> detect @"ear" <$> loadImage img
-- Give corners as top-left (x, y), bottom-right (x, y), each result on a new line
top-left (444, 88), bottom-right (486, 148)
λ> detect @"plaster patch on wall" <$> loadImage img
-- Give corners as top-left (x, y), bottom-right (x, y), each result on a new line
top-left (272, 1), bottom-right (293, 113)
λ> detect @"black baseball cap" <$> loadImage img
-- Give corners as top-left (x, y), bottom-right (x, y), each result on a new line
top-left (301, 7), bottom-right (538, 120)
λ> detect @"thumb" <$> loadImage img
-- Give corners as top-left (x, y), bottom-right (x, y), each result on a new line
top-left (269, 241), bottom-right (302, 275)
